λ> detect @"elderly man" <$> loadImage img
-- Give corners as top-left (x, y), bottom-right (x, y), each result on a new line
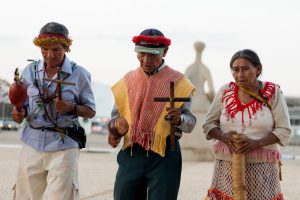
top-left (109, 28), bottom-right (196, 200)
top-left (11, 22), bottom-right (95, 199)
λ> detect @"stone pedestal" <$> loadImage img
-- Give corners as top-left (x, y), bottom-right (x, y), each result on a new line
top-left (181, 112), bottom-right (214, 161)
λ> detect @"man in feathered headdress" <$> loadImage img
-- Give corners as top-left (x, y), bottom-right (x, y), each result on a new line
top-left (11, 22), bottom-right (96, 199)
top-left (109, 28), bottom-right (196, 200)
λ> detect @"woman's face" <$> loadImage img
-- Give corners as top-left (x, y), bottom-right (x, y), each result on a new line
top-left (231, 58), bottom-right (260, 89)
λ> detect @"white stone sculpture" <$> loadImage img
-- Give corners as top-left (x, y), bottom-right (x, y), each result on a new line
top-left (185, 41), bottom-right (214, 113)
top-left (181, 41), bottom-right (215, 161)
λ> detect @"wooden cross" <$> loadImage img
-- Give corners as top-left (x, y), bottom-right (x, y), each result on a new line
top-left (43, 67), bottom-right (76, 100)
top-left (43, 67), bottom-right (76, 142)
top-left (154, 81), bottom-right (190, 151)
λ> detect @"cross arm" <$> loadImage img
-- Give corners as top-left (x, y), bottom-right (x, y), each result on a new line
top-left (154, 97), bottom-right (190, 102)
top-left (43, 78), bottom-right (76, 86)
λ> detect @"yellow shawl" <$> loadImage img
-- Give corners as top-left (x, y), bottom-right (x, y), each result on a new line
top-left (112, 66), bottom-right (195, 157)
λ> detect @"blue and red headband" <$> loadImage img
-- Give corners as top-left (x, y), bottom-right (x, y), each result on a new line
top-left (132, 29), bottom-right (171, 55)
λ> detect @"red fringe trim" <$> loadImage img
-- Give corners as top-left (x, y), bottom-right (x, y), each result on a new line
top-left (207, 188), bottom-right (234, 200)
top-left (212, 142), bottom-right (281, 162)
top-left (130, 125), bottom-right (153, 151)
top-left (222, 82), bottom-right (277, 129)
top-left (206, 189), bottom-right (284, 200)
top-left (132, 35), bottom-right (171, 46)
top-left (272, 193), bottom-right (284, 200)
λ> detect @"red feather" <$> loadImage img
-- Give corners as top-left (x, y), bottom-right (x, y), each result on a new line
top-left (132, 35), bottom-right (171, 46)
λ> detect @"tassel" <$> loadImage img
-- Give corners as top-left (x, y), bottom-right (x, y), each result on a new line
top-left (279, 160), bottom-right (282, 181)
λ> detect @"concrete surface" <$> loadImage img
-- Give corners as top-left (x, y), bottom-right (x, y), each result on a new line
top-left (0, 131), bottom-right (299, 200)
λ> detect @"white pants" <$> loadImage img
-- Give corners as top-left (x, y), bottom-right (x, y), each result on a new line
top-left (13, 144), bottom-right (79, 200)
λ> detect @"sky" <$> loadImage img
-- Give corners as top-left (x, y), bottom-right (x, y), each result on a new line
top-left (1, 0), bottom-right (300, 97)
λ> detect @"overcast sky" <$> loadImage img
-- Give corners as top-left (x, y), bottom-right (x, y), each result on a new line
top-left (1, 0), bottom-right (299, 96)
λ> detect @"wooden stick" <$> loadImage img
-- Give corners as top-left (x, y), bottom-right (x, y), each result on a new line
top-left (231, 134), bottom-right (247, 200)
top-left (169, 82), bottom-right (175, 151)
top-left (57, 67), bottom-right (62, 100)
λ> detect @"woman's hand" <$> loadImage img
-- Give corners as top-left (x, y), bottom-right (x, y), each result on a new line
top-left (222, 131), bottom-right (239, 153)
top-left (235, 136), bottom-right (261, 154)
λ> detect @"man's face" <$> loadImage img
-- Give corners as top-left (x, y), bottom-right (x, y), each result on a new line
top-left (41, 43), bottom-right (66, 69)
top-left (137, 48), bottom-right (168, 74)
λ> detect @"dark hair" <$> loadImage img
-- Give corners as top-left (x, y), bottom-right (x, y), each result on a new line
top-left (39, 22), bottom-right (69, 37)
top-left (230, 49), bottom-right (262, 77)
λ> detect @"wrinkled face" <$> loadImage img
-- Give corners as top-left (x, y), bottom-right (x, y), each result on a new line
top-left (41, 43), bottom-right (66, 69)
top-left (137, 48), bottom-right (168, 74)
top-left (231, 58), bottom-right (261, 88)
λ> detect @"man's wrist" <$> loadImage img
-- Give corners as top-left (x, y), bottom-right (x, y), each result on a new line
top-left (23, 106), bottom-right (28, 118)
top-left (220, 132), bottom-right (227, 143)
top-left (72, 104), bottom-right (79, 116)
top-left (180, 114), bottom-right (184, 125)
top-left (176, 114), bottom-right (184, 126)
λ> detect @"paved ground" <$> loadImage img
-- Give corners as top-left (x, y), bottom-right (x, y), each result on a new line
top-left (0, 130), bottom-right (299, 200)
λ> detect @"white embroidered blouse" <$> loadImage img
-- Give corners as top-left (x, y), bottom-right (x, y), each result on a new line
top-left (203, 81), bottom-right (292, 163)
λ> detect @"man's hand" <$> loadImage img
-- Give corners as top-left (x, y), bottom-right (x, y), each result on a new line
top-left (54, 99), bottom-right (74, 114)
top-left (165, 107), bottom-right (181, 125)
top-left (11, 107), bottom-right (25, 124)
top-left (108, 133), bottom-right (121, 148)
